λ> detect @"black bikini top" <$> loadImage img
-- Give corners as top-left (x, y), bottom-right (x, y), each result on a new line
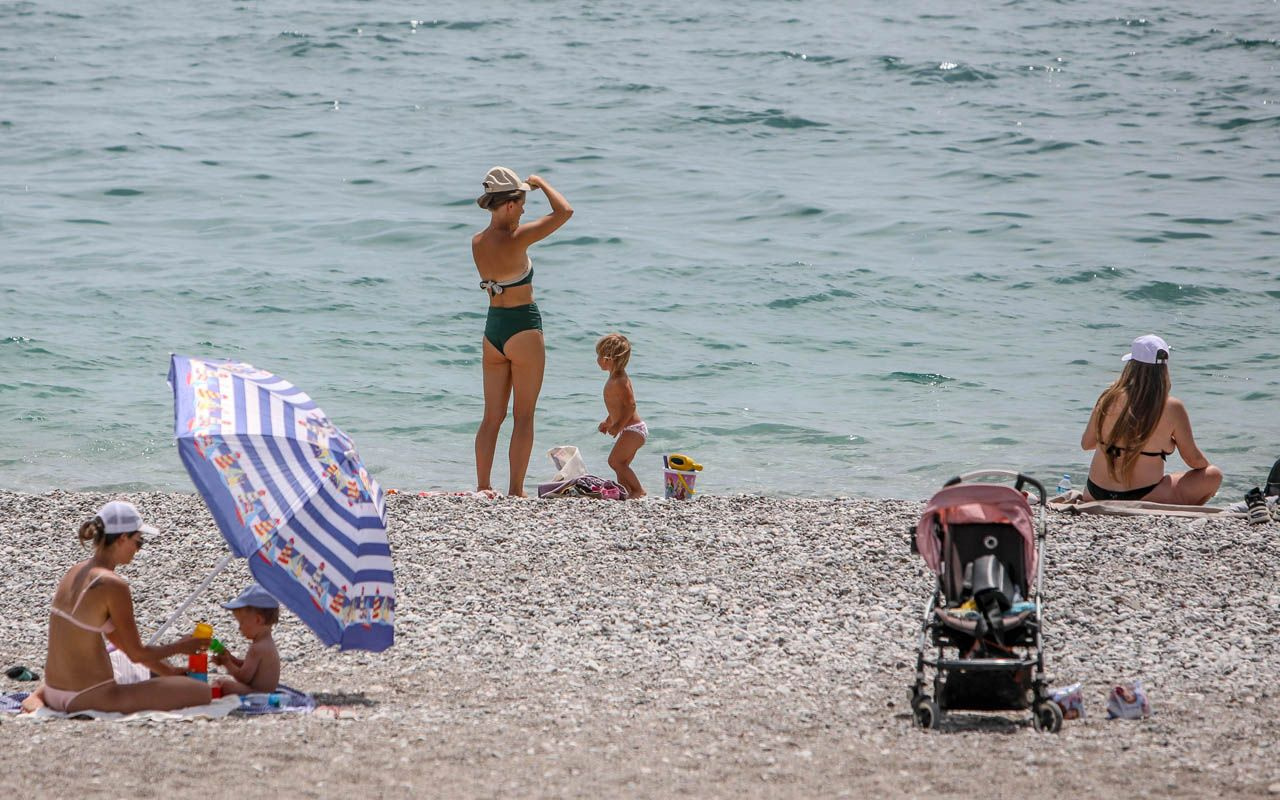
top-left (1103, 442), bottom-right (1172, 462)
top-left (479, 259), bottom-right (533, 295)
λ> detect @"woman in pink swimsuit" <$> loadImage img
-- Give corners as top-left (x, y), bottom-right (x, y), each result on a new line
top-left (27, 501), bottom-right (210, 714)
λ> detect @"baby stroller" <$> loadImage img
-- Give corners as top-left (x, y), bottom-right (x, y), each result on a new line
top-left (909, 470), bottom-right (1061, 732)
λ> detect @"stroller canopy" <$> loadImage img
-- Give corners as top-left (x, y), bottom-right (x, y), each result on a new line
top-left (915, 483), bottom-right (1038, 585)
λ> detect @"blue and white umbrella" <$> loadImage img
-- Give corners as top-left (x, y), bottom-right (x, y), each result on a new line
top-left (167, 354), bottom-right (394, 652)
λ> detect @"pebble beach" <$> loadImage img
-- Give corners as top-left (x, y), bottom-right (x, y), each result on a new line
top-left (1, 490), bottom-right (1277, 798)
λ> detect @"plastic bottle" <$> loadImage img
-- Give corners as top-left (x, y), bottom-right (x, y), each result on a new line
top-left (1056, 474), bottom-right (1072, 495)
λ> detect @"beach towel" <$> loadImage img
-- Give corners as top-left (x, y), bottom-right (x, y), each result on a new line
top-left (390, 489), bottom-right (500, 499)
top-left (4, 694), bottom-right (240, 722)
top-left (1048, 489), bottom-right (1244, 518)
top-left (2, 684), bottom-right (315, 721)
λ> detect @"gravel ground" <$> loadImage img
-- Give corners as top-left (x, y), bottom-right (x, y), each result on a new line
top-left (0, 490), bottom-right (1277, 798)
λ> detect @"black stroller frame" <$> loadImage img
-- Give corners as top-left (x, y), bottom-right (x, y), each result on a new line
top-left (909, 469), bottom-right (1062, 732)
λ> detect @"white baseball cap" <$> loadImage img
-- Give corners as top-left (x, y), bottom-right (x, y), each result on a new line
top-left (97, 500), bottom-right (159, 536)
top-left (476, 166), bottom-right (531, 208)
top-left (1121, 334), bottom-right (1171, 365)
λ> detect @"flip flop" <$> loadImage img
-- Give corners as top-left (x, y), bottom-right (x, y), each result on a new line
top-left (5, 665), bottom-right (40, 681)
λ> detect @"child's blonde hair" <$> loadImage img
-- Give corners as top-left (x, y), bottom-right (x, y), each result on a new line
top-left (596, 333), bottom-right (632, 376)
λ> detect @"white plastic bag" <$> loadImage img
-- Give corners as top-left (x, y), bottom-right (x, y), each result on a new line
top-left (548, 445), bottom-right (588, 482)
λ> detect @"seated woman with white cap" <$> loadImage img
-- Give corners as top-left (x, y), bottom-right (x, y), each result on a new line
top-left (1080, 334), bottom-right (1222, 504)
top-left (23, 501), bottom-right (210, 713)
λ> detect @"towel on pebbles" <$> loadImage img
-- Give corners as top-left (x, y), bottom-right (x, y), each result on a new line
top-left (1048, 489), bottom-right (1244, 518)
top-left (2, 685), bottom-right (315, 721)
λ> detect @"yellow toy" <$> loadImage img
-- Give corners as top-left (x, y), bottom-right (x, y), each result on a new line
top-left (666, 454), bottom-right (703, 472)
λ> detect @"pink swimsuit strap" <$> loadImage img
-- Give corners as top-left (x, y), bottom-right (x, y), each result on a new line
top-left (49, 575), bottom-right (115, 634)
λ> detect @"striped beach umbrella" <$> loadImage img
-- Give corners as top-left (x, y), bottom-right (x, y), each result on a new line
top-left (168, 354), bottom-right (394, 652)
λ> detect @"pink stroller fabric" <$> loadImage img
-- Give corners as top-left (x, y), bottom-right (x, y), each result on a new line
top-left (915, 483), bottom-right (1038, 585)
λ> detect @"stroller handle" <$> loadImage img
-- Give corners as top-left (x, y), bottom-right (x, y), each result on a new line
top-left (943, 469), bottom-right (1047, 505)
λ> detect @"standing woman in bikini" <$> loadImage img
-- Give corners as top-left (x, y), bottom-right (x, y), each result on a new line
top-left (1080, 334), bottom-right (1222, 504)
top-left (473, 167), bottom-right (573, 496)
top-left (26, 501), bottom-right (210, 713)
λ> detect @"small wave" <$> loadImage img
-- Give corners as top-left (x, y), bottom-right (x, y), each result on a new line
top-left (104, 188), bottom-right (142, 196)
top-left (348, 276), bottom-right (388, 287)
top-left (66, 218), bottom-right (110, 225)
top-left (883, 372), bottom-right (954, 386)
top-left (1051, 266), bottom-right (1123, 285)
top-left (1173, 217), bottom-right (1233, 226)
top-left (2, 336), bottom-right (33, 345)
top-left (1122, 281), bottom-right (1229, 303)
top-left (1213, 115), bottom-right (1280, 131)
top-left (1242, 392), bottom-right (1274, 402)
top-left (766, 289), bottom-right (855, 309)
top-left (892, 60), bottom-right (997, 84)
top-left (691, 107), bottom-right (825, 129)
top-left (776, 50), bottom-right (845, 64)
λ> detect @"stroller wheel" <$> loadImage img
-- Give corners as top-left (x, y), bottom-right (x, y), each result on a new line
top-left (1032, 700), bottom-right (1063, 733)
top-left (912, 696), bottom-right (940, 730)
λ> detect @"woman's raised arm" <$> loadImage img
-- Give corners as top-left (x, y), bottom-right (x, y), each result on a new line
top-left (514, 174), bottom-right (573, 246)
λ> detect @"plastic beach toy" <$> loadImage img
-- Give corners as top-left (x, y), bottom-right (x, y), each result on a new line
top-left (666, 454), bottom-right (703, 472)
top-left (663, 453), bottom-right (702, 500)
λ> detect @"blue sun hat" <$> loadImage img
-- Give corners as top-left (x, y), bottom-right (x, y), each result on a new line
top-left (222, 583), bottom-right (280, 610)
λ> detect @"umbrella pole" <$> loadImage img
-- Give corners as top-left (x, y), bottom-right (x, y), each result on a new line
top-left (146, 552), bottom-right (236, 645)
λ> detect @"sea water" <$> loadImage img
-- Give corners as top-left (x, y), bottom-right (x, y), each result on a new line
top-left (1, 1), bottom-right (1276, 500)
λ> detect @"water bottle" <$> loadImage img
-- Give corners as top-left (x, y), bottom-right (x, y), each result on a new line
top-left (1056, 474), bottom-right (1072, 495)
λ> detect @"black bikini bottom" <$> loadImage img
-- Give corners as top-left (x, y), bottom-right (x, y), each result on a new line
top-left (1086, 478), bottom-right (1160, 502)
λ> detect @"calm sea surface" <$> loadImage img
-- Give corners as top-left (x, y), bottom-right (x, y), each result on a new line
top-left (2, 1), bottom-right (1277, 500)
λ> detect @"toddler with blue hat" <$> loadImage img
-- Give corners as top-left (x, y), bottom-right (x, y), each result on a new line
top-left (211, 583), bottom-right (282, 696)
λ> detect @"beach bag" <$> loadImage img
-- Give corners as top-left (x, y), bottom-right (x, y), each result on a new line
top-left (1106, 681), bottom-right (1151, 719)
top-left (548, 445), bottom-right (588, 481)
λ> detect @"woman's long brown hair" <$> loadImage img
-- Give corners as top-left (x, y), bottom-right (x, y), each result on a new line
top-left (1092, 359), bottom-right (1171, 482)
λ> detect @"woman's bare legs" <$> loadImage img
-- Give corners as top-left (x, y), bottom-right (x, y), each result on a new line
top-left (476, 338), bottom-right (513, 491)
top-left (503, 330), bottom-right (545, 497)
top-left (1142, 465), bottom-right (1223, 505)
top-left (67, 676), bottom-right (211, 714)
top-left (608, 431), bottom-right (646, 498)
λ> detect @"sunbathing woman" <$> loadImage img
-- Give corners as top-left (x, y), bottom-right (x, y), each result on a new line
top-left (25, 501), bottom-right (210, 713)
top-left (1080, 334), bottom-right (1222, 504)
top-left (472, 167), bottom-right (573, 496)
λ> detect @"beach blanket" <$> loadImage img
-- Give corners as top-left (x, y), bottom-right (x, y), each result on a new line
top-left (1048, 489), bottom-right (1245, 518)
top-left (2, 684), bottom-right (315, 721)
top-left (387, 489), bottom-right (501, 499)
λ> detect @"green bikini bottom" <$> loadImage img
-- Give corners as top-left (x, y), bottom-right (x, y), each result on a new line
top-left (485, 302), bottom-right (543, 354)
